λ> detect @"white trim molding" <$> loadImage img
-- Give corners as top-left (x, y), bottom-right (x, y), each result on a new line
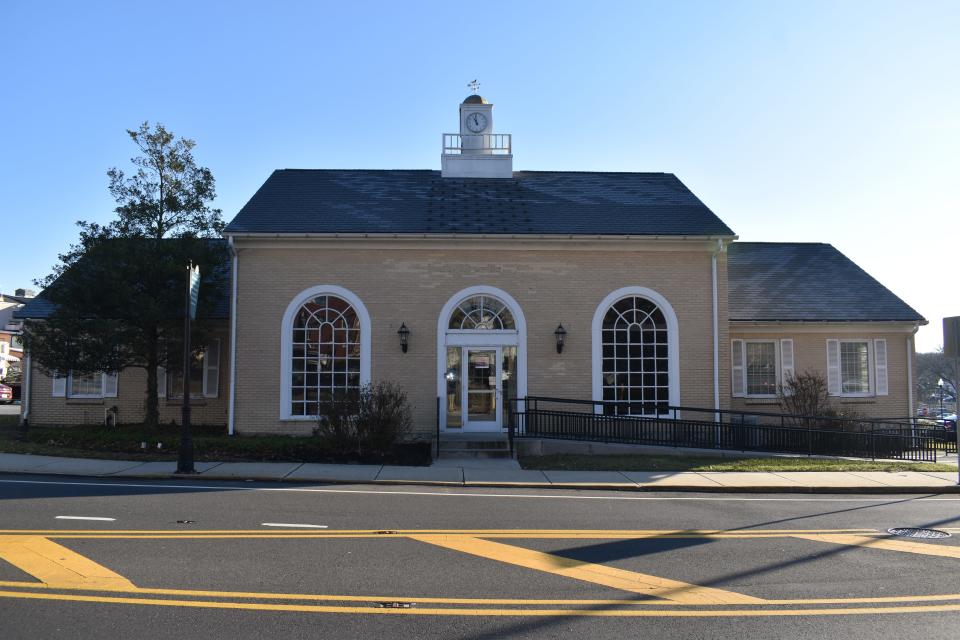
top-left (591, 286), bottom-right (681, 414)
top-left (279, 285), bottom-right (372, 421)
top-left (436, 285), bottom-right (527, 431)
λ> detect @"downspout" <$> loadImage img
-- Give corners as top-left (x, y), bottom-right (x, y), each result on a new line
top-left (227, 236), bottom-right (238, 436)
top-left (21, 351), bottom-right (30, 426)
top-left (907, 325), bottom-right (918, 418)
top-left (711, 239), bottom-right (724, 424)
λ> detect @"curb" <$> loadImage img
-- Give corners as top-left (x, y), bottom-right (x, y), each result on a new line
top-left (3, 469), bottom-right (960, 494)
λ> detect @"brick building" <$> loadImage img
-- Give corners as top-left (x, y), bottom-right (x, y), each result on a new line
top-left (18, 94), bottom-right (926, 434)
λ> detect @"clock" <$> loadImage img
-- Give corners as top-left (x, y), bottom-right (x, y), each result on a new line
top-left (465, 112), bottom-right (488, 133)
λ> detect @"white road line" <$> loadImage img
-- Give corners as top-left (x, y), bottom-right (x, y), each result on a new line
top-left (55, 516), bottom-right (116, 522)
top-left (261, 523), bottom-right (328, 529)
top-left (2, 478), bottom-right (960, 502)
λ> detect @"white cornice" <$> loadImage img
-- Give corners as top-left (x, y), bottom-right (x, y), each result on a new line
top-left (226, 233), bottom-right (737, 252)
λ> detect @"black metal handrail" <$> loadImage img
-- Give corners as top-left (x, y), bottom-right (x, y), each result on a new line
top-left (508, 396), bottom-right (942, 463)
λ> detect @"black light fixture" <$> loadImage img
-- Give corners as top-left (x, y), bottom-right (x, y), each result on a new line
top-left (397, 323), bottom-right (410, 353)
top-left (554, 323), bottom-right (567, 354)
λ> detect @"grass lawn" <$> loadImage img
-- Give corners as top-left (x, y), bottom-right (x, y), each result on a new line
top-left (519, 453), bottom-right (956, 473)
top-left (0, 420), bottom-right (430, 465)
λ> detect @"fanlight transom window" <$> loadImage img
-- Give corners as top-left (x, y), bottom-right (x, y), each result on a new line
top-left (601, 296), bottom-right (669, 415)
top-left (448, 295), bottom-right (516, 331)
top-left (290, 295), bottom-right (361, 417)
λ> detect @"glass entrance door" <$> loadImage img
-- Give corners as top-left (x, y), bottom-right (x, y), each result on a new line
top-left (464, 348), bottom-right (501, 431)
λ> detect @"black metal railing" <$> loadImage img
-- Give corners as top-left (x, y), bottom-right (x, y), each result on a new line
top-left (507, 396), bottom-right (943, 462)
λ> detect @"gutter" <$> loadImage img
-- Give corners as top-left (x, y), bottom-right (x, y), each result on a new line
top-left (227, 237), bottom-right (238, 436)
top-left (226, 231), bottom-right (739, 242)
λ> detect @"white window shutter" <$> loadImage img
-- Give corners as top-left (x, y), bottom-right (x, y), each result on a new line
top-left (157, 366), bottom-right (166, 398)
top-left (826, 339), bottom-right (841, 395)
top-left (102, 372), bottom-right (119, 398)
top-left (780, 339), bottom-right (795, 391)
top-left (203, 339), bottom-right (220, 398)
top-left (874, 338), bottom-right (888, 396)
top-left (731, 340), bottom-right (745, 397)
top-left (52, 372), bottom-right (66, 397)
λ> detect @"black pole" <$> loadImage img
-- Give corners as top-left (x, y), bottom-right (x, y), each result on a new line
top-left (177, 262), bottom-right (195, 474)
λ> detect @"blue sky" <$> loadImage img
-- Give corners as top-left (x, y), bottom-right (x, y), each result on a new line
top-left (2, 0), bottom-right (957, 350)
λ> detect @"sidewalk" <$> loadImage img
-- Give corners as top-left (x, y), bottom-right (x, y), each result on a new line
top-left (2, 452), bottom-right (960, 493)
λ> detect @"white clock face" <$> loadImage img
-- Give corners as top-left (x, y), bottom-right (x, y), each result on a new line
top-left (465, 112), bottom-right (488, 133)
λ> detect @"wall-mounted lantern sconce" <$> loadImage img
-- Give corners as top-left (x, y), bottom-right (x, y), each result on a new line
top-left (554, 323), bottom-right (567, 354)
top-left (397, 323), bottom-right (410, 353)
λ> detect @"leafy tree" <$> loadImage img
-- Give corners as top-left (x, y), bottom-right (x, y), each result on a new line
top-left (23, 123), bottom-right (227, 426)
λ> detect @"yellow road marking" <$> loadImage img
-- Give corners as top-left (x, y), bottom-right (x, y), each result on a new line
top-left (409, 534), bottom-right (764, 605)
top-left (0, 528), bottom-right (889, 540)
top-left (4, 579), bottom-right (960, 607)
top-left (0, 536), bottom-right (135, 590)
top-left (4, 589), bottom-right (960, 617)
top-left (793, 534), bottom-right (960, 559)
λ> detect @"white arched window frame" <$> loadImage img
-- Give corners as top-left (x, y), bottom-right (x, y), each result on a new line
top-left (591, 286), bottom-right (680, 415)
top-left (280, 285), bottom-right (371, 420)
top-left (436, 285), bottom-right (527, 430)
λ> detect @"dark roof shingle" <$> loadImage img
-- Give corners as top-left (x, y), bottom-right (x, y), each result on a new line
top-left (728, 242), bottom-right (925, 323)
top-left (224, 170), bottom-right (736, 237)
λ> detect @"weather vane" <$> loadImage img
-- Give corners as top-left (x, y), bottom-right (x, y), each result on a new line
top-left (467, 79), bottom-right (480, 94)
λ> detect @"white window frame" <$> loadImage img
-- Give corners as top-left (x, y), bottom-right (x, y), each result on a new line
top-left (279, 285), bottom-right (371, 421)
top-left (591, 286), bottom-right (680, 416)
top-left (739, 339), bottom-right (780, 399)
top-left (834, 339), bottom-right (874, 398)
top-left (65, 371), bottom-right (118, 399)
top-left (166, 339), bottom-right (220, 400)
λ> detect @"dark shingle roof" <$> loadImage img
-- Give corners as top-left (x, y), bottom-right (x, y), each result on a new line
top-left (728, 242), bottom-right (925, 323)
top-left (224, 170), bottom-right (735, 237)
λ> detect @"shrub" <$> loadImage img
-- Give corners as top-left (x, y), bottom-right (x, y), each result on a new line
top-left (314, 382), bottom-right (413, 455)
top-left (777, 371), bottom-right (831, 419)
top-left (778, 371), bottom-right (867, 431)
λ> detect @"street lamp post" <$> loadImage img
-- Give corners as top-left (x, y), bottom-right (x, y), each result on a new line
top-left (938, 379), bottom-right (945, 419)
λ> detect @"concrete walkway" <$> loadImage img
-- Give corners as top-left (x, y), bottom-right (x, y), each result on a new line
top-left (1, 451), bottom-right (959, 492)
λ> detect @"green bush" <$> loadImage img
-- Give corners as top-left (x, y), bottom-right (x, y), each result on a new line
top-left (314, 381), bottom-right (413, 455)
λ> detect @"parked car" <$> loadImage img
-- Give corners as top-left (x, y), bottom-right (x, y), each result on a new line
top-left (0, 384), bottom-right (12, 404)
top-left (936, 414), bottom-right (958, 432)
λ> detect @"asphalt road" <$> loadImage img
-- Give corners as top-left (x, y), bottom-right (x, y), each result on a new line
top-left (2, 474), bottom-right (960, 639)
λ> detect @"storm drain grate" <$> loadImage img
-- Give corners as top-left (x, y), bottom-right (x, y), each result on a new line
top-left (887, 527), bottom-right (951, 539)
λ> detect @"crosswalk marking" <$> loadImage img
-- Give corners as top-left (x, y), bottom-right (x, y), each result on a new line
top-left (409, 534), bottom-right (764, 605)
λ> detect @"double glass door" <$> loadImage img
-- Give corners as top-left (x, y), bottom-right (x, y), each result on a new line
top-left (445, 346), bottom-right (502, 431)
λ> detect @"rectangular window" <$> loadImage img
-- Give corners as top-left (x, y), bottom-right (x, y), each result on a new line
top-left (10, 335), bottom-right (23, 350)
top-left (167, 353), bottom-right (204, 399)
top-left (840, 341), bottom-right (870, 394)
top-left (69, 372), bottom-right (103, 398)
top-left (745, 342), bottom-right (777, 396)
top-left (732, 339), bottom-right (782, 398)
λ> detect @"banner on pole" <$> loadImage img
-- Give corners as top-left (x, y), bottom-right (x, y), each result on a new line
top-left (188, 265), bottom-right (201, 320)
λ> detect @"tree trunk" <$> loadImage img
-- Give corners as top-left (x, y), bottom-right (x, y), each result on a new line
top-left (144, 333), bottom-right (160, 427)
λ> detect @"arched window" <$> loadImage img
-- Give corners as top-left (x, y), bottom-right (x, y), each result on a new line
top-left (448, 295), bottom-right (516, 330)
top-left (596, 294), bottom-right (674, 416)
top-left (281, 286), bottom-right (370, 419)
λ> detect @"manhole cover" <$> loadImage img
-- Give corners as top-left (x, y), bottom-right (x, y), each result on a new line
top-left (887, 527), bottom-right (951, 539)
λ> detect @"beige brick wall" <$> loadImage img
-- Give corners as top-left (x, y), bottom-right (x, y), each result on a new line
top-left (26, 329), bottom-right (230, 428)
top-left (728, 326), bottom-right (916, 419)
top-left (232, 241), bottom-right (729, 435)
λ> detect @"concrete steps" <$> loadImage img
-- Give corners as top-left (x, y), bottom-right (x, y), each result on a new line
top-left (438, 435), bottom-right (511, 459)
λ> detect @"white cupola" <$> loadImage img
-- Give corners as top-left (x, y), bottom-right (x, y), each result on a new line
top-left (441, 87), bottom-right (513, 178)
